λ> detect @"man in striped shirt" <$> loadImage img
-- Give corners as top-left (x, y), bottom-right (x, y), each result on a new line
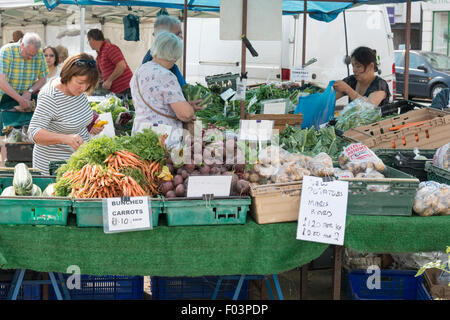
top-left (87, 29), bottom-right (133, 98)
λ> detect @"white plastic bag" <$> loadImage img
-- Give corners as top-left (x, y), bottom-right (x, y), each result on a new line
top-left (433, 143), bottom-right (450, 170)
top-left (413, 181), bottom-right (450, 216)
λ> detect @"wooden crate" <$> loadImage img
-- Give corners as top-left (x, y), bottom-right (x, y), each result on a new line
top-left (343, 108), bottom-right (450, 149)
top-left (249, 181), bottom-right (302, 224)
top-left (246, 114), bottom-right (303, 133)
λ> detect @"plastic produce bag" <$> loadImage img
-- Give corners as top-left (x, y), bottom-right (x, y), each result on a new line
top-left (253, 146), bottom-right (312, 183)
top-left (338, 143), bottom-right (386, 175)
top-left (413, 181), bottom-right (450, 216)
top-left (5, 127), bottom-right (31, 143)
top-left (433, 143), bottom-right (450, 170)
top-left (295, 80), bottom-right (336, 129)
top-left (335, 97), bottom-right (381, 132)
top-left (271, 161), bottom-right (310, 183)
top-left (308, 152), bottom-right (334, 177)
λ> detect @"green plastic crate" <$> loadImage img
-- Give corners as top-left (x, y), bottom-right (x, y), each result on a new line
top-left (0, 196), bottom-right (71, 226)
top-left (374, 149), bottom-right (436, 181)
top-left (0, 175), bottom-right (55, 194)
top-left (425, 162), bottom-right (450, 185)
top-left (340, 166), bottom-right (420, 216)
top-left (163, 197), bottom-right (251, 227)
top-left (0, 176), bottom-right (69, 225)
top-left (374, 149), bottom-right (436, 168)
top-left (72, 199), bottom-right (161, 227)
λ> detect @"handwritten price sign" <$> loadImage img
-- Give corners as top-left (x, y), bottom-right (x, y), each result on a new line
top-left (296, 176), bottom-right (348, 246)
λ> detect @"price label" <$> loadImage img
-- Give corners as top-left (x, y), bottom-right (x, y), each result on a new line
top-left (220, 88), bottom-right (236, 101)
top-left (291, 67), bottom-right (310, 82)
top-left (187, 176), bottom-right (232, 198)
top-left (239, 120), bottom-right (274, 141)
top-left (296, 176), bottom-right (348, 246)
top-left (263, 102), bottom-right (286, 114)
top-left (235, 78), bottom-right (247, 100)
top-left (248, 95), bottom-right (258, 111)
top-left (102, 196), bottom-right (152, 234)
top-left (150, 123), bottom-right (173, 137)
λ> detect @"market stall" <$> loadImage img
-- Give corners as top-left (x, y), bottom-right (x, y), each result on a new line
top-left (0, 0), bottom-right (448, 302)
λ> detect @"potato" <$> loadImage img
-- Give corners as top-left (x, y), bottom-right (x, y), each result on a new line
top-left (249, 173), bottom-right (260, 183)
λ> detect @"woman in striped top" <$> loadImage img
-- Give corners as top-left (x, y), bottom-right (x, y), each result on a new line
top-left (28, 53), bottom-right (103, 175)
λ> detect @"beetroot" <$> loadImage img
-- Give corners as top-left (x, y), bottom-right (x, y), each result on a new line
top-left (165, 190), bottom-right (176, 198)
top-left (173, 175), bottom-right (184, 187)
top-left (185, 163), bottom-right (195, 173)
top-left (199, 165), bottom-right (211, 175)
top-left (161, 181), bottom-right (174, 194)
top-left (181, 170), bottom-right (189, 179)
top-left (175, 184), bottom-right (186, 197)
top-left (235, 179), bottom-right (250, 195)
top-left (210, 167), bottom-right (221, 175)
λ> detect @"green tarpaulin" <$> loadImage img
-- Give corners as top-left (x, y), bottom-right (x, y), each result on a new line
top-left (0, 215), bottom-right (449, 277)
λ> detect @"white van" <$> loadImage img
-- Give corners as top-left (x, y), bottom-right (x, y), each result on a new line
top-left (185, 4), bottom-right (395, 105)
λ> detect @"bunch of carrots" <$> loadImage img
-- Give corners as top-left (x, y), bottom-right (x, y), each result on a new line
top-left (62, 150), bottom-right (162, 198)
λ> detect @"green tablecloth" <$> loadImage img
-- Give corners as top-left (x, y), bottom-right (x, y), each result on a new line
top-left (0, 215), bottom-right (448, 277)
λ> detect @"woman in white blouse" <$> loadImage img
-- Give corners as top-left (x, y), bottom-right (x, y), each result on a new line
top-left (130, 31), bottom-right (196, 141)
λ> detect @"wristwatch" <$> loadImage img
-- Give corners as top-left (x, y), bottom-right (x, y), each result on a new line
top-left (28, 88), bottom-right (34, 94)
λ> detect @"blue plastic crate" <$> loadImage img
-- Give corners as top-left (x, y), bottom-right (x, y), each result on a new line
top-left (0, 282), bottom-right (41, 300)
top-left (151, 276), bottom-right (249, 300)
top-left (49, 275), bottom-right (144, 300)
top-left (348, 269), bottom-right (432, 300)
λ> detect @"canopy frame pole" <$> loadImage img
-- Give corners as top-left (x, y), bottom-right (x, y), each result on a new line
top-left (240, 0), bottom-right (248, 119)
top-left (301, 0), bottom-right (307, 85)
top-left (404, 0), bottom-right (411, 99)
top-left (183, 0), bottom-right (188, 78)
top-left (80, 6), bottom-right (85, 53)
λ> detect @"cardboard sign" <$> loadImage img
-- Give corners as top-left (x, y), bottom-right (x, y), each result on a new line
top-left (296, 176), bottom-right (348, 246)
top-left (102, 196), bottom-right (152, 234)
top-left (186, 176), bottom-right (232, 198)
top-left (291, 67), bottom-right (310, 82)
top-left (220, 88), bottom-right (236, 101)
top-left (263, 102), bottom-right (286, 114)
top-left (235, 78), bottom-right (247, 100)
top-left (239, 120), bottom-right (274, 141)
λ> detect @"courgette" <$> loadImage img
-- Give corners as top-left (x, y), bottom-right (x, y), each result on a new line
top-left (13, 163), bottom-right (33, 196)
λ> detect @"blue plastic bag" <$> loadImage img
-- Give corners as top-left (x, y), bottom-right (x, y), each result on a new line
top-left (295, 81), bottom-right (336, 129)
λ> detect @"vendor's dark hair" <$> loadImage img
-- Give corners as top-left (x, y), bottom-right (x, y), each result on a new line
top-left (60, 53), bottom-right (99, 94)
top-left (87, 29), bottom-right (105, 41)
top-left (351, 46), bottom-right (379, 72)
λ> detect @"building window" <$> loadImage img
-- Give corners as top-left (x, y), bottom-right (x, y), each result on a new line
top-left (432, 11), bottom-right (449, 55)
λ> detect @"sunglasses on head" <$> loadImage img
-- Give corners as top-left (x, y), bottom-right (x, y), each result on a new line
top-left (74, 59), bottom-right (96, 67)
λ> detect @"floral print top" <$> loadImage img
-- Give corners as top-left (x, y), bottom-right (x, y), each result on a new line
top-left (130, 61), bottom-right (186, 136)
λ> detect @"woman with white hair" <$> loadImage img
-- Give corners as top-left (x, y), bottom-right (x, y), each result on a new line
top-left (130, 31), bottom-right (195, 140)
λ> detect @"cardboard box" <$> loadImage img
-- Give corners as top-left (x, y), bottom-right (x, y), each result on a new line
top-left (343, 108), bottom-right (450, 149)
top-left (423, 268), bottom-right (450, 300)
top-left (249, 181), bottom-right (302, 224)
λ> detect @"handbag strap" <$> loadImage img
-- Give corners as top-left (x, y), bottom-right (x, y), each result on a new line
top-left (134, 74), bottom-right (178, 120)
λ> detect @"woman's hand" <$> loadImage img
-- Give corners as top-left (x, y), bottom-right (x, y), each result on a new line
top-left (64, 134), bottom-right (84, 150)
top-left (189, 99), bottom-right (204, 112)
top-left (89, 126), bottom-right (104, 136)
top-left (332, 80), bottom-right (351, 95)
